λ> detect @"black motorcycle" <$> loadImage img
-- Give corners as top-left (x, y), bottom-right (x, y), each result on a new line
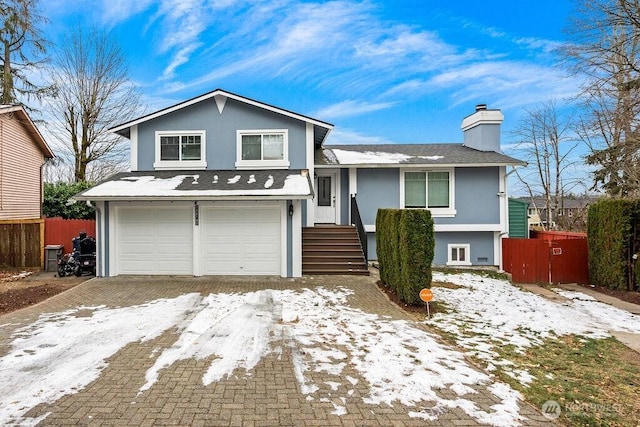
top-left (57, 233), bottom-right (97, 277)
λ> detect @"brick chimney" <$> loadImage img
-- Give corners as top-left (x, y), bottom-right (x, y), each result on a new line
top-left (461, 104), bottom-right (504, 152)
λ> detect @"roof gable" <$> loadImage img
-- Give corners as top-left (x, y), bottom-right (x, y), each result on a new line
top-left (0, 105), bottom-right (53, 158)
top-left (110, 89), bottom-right (333, 146)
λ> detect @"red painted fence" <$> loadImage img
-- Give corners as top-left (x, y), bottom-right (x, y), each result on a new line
top-left (503, 237), bottom-right (589, 285)
top-left (44, 217), bottom-right (96, 253)
top-left (530, 230), bottom-right (587, 241)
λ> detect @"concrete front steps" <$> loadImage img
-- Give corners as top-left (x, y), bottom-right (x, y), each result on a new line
top-left (302, 225), bottom-right (369, 275)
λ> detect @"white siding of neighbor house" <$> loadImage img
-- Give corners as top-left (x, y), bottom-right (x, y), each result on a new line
top-left (0, 115), bottom-right (46, 220)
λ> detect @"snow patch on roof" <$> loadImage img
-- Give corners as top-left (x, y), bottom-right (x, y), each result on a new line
top-left (79, 173), bottom-right (310, 199)
top-left (331, 149), bottom-right (412, 164)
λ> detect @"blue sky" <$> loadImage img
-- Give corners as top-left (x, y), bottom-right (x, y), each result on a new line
top-left (42, 0), bottom-right (584, 192)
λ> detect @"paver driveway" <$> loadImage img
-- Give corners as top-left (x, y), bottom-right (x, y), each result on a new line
top-left (0, 273), bottom-right (552, 426)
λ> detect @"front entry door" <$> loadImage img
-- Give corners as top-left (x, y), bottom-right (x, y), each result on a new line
top-left (315, 172), bottom-right (337, 223)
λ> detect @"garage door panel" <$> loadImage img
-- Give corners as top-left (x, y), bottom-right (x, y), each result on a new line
top-left (201, 206), bottom-right (281, 275)
top-left (117, 207), bottom-right (193, 275)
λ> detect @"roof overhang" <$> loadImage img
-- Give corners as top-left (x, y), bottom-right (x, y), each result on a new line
top-left (0, 104), bottom-right (54, 158)
top-left (314, 162), bottom-right (526, 168)
top-left (74, 170), bottom-right (314, 202)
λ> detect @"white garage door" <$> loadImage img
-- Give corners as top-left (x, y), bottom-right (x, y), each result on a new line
top-left (201, 206), bottom-right (281, 275)
top-left (117, 207), bottom-right (193, 275)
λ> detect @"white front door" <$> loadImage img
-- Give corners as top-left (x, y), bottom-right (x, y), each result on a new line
top-left (315, 171), bottom-right (337, 224)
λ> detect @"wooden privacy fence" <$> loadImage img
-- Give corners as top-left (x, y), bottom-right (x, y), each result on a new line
top-left (503, 238), bottom-right (589, 285)
top-left (0, 218), bottom-right (44, 268)
top-left (530, 230), bottom-right (587, 241)
top-left (44, 218), bottom-right (96, 253)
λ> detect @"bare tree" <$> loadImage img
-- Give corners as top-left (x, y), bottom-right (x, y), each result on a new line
top-left (511, 100), bottom-right (579, 230)
top-left (562, 0), bottom-right (640, 197)
top-left (0, 0), bottom-right (50, 105)
top-left (47, 27), bottom-right (141, 182)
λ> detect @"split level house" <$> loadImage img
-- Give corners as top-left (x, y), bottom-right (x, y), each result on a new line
top-left (75, 89), bottom-right (524, 278)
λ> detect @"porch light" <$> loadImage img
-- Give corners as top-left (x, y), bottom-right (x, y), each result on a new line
top-left (289, 204), bottom-right (294, 217)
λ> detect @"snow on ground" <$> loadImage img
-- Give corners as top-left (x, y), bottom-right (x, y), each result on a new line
top-left (0, 286), bottom-right (526, 427)
top-left (0, 293), bottom-right (203, 426)
top-left (427, 272), bottom-right (640, 386)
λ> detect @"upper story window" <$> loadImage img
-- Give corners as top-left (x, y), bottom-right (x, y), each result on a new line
top-left (400, 169), bottom-right (456, 217)
top-left (154, 130), bottom-right (207, 170)
top-left (236, 129), bottom-right (289, 169)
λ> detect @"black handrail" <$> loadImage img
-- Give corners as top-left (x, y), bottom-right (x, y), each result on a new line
top-left (350, 195), bottom-right (368, 262)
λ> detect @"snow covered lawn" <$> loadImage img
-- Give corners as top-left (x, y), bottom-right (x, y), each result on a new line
top-left (427, 271), bottom-right (640, 386)
top-left (1, 285), bottom-right (528, 426)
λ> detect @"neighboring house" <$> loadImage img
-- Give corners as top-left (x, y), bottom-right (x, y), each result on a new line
top-left (75, 90), bottom-right (523, 277)
top-left (523, 195), bottom-right (597, 231)
top-left (0, 105), bottom-right (54, 220)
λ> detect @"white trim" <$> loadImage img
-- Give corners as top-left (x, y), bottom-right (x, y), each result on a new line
top-left (461, 110), bottom-right (504, 131)
top-left (292, 200), bottom-right (302, 277)
top-left (153, 130), bottom-right (207, 170)
top-left (110, 89), bottom-right (334, 134)
top-left (280, 202), bottom-right (288, 278)
top-left (348, 168), bottom-right (357, 224)
top-left (364, 223), bottom-right (503, 232)
top-left (306, 123), bottom-right (314, 227)
top-left (130, 125), bottom-right (138, 171)
top-left (314, 161), bottom-right (524, 168)
top-left (193, 202), bottom-right (201, 276)
top-left (447, 243), bottom-right (472, 266)
top-left (315, 169), bottom-right (340, 224)
top-left (399, 168), bottom-right (457, 217)
top-left (235, 129), bottom-right (290, 169)
top-left (214, 94), bottom-right (227, 114)
top-left (495, 232), bottom-right (503, 271)
top-left (499, 166), bottom-right (508, 233)
top-left (95, 201), bottom-right (106, 277)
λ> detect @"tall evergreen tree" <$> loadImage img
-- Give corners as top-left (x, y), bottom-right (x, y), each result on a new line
top-left (0, 0), bottom-right (50, 105)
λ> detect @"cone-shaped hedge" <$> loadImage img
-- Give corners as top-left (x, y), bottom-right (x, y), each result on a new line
top-left (376, 208), bottom-right (434, 304)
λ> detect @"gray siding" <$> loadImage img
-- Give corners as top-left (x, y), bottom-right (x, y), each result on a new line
top-left (434, 232), bottom-right (495, 265)
top-left (463, 123), bottom-right (500, 152)
top-left (355, 168), bottom-right (400, 225)
top-left (137, 97), bottom-right (308, 171)
top-left (368, 231), bottom-right (495, 266)
top-left (340, 169), bottom-right (349, 225)
top-left (354, 167), bottom-right (500, 227)
top-left (435, 167), bottom-right (500, 225)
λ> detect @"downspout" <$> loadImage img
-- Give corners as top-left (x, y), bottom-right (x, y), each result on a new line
top-left (86, 200), bottom-right (102, 277)
top-left (498, 166), bottom-right (520, 272)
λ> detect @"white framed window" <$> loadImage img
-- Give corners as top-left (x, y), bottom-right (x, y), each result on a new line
top-left (447, 244), bottom-right (471, 266)
top-left (154, 130), bottom-right (207, 169)
top-left (236, 129), bottom-right (289, 169)
top-left (400, 169), bottom-right (456, 217)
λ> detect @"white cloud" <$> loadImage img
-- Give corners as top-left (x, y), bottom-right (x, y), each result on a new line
top-left (315, 100), bottom-right (396, 119)
top-left (324, 128), bottom-right (393, 145)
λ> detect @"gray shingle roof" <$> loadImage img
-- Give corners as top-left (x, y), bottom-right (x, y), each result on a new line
top-left (316, 144), bottom-right (525, 166)
top-left (74, 170), bottom-right (313, 201)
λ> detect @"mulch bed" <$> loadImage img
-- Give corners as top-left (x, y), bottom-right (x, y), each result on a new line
top-left (0, 284), bottom-right (71, 315)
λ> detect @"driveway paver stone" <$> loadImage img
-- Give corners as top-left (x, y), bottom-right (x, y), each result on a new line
top-left (0, 273), bottom-right (553, 426)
